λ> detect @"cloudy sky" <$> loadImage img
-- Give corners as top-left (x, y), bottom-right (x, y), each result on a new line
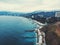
top-left (0, 0), bottom-right (60, 12)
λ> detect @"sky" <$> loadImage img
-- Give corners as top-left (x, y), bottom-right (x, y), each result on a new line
top-left (0, 0), bottom-right (60, 12)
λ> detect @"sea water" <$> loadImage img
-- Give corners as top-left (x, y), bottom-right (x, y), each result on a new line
top-left (0, 16), bottom-right (39, 45)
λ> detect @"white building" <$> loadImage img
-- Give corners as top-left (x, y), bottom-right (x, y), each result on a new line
top-left (55, 11), bottom-right (60, 17)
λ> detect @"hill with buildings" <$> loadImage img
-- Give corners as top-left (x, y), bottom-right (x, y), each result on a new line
top-left (0, 11), bottom-right (60, 23)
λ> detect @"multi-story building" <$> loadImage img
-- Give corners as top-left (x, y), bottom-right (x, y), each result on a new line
top-left (55, 11), bottom-right (60, 17)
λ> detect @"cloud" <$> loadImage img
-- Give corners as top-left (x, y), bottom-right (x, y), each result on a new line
top-left (0, 0), bottom-right (60, 12)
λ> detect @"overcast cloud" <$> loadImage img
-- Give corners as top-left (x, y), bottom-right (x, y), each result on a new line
top-left (0, 0), bottom-right (60, 12)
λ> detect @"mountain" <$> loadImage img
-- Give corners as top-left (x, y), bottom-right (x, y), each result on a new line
top-left (25, 11), bottom-right (60, 23)
top-left (0, 11), bottom-right (60, 23)
top-left (0, 11), bottom-right (27, 17)
top-left (0, 11), bottom-right (60, 18)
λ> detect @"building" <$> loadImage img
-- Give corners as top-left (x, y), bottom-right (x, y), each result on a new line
top-left (55, 11), bottom-right (60, 17)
